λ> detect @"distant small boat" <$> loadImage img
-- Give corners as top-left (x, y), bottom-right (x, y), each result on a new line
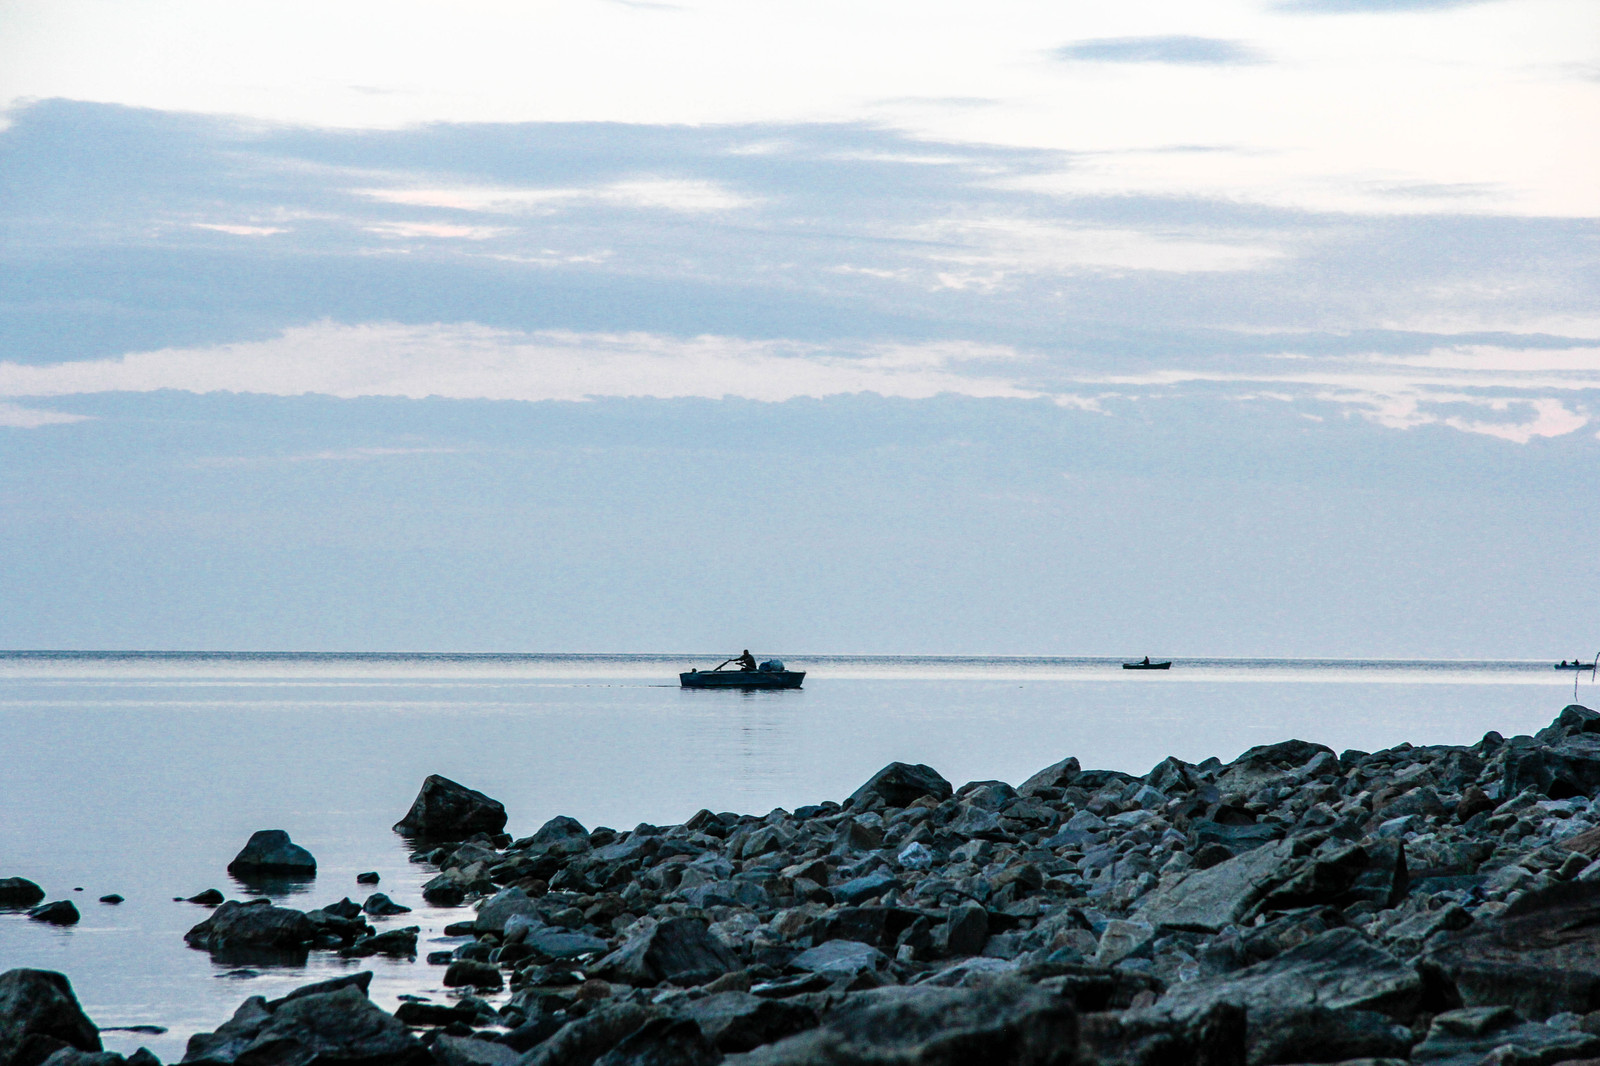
top-left (681, 656), bottom-right (804, 689)
top-left (1556, 661), bottom-right (1596, 671)
top-left (1123, 659), bottom-right (1172, 670)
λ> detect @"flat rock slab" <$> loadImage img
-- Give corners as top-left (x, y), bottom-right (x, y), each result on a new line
top-left (1136, 840), bottom-right (1299, 932)
top-left (790, 940), bottom-right (887, 979)
top-left (1159, 928), bottom-right (1423, 1024)
top-left (1427, 881), bottom-right (1600, 1017)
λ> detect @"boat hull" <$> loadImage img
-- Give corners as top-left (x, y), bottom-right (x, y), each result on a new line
top-left (681, 670), bottom-right (805, 689)
top-left (1122, 662), bottom-right (1172, 670)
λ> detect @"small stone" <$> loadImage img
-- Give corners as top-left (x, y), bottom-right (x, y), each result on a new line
top-left (356, 872), bottom-right (380, 885)
top-left (187, 889), bottom-right (225, 906)
top-left (98, 895), bottom-right (124, 905)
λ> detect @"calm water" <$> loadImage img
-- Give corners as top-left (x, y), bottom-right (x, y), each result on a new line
top-left (0, 652), bottom-right (1590, 1056)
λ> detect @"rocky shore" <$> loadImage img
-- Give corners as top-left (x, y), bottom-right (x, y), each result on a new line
top-left (13, 705), bottom-right (1600, 1065)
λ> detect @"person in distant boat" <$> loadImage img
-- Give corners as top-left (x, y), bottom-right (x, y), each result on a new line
top-left (735, 649), bottom-right (758, 671)
top-left (1141, 656), bottom-right (1151, 666)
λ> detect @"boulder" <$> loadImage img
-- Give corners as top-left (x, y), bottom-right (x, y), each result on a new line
top-left (442, 961), bottom-right (502, 991)
top-left (27, 902), bottom-right (80, 926)
top-left (592, 1017), bottom-right (721, 1066)
top-left (1216, 740), bottom-right (1334, 795)
top-left (180, 982), bottom-right (426, 1065)
top-left (1077, 1003), bottom-right (1245, 1066)
top-left (0, 878), bottom-right (46, 908)
top-left (591, 918), bottom-right (738, 987)
top-left (1504, 734), bottom-right (1600, 800)
top-left (734, 980), bottom-right (1077, 1065)
top-left (1019, 756), bottom-right (1081, 796)
top-left (1426, 881), bottom-right (1600, 1017)
top-left (39, 1052), bottom-right (135, 1066)
top-left (1410, 1006), bottom-right (1600, 1066)
top-left (225, 831), bottom-right (316, 875)
top-left (790, 940), bottom-right (887, 981)
top-left (846, 763), bottom-right (952, 810)
top-left (1136, 840), bottom-right (1299, 933)
top-left (1244, 1006), bottom-right (1414, 1066)
top-left (392, 775), bottom-right (507, 839)
top-left (676, 992), bottom-right (817, 1052)
top-left (183, 900), bottom-right (313, 958)
top-left (360, 893), bottom-right (410, 916)
top-left (521, 1004), bottom-right (662, 1066)
top-left (831, 872), bottom-right (898, 906)
top-left (428, 1035), bottom-right (520, 1066)
top-left (0, 970), bottom-right (102, 1066)
top-left (525, 815), bottom-right (589, 847)
top-left (344, 927), bottom-right (418, 957)
top-left (1159, 928), bottom-right (1423, 1024)
top-left (355, 872), bottom-right (380, 885)
top-left (474, 887), bottom-right (541, 934)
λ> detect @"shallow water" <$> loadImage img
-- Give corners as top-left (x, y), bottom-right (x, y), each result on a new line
top-left (0, 652), bottom-right (1589, 1056)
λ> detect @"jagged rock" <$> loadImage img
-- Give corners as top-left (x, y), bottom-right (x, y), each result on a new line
top-left (1077, 1002), bottom-right (1245, 1066)
top-left (1426, 881), bottom-right (1600, 1017)
top-left (1136, 840), bottom-right (1300, 933)
top-left (943, 903), bottom-right (989, 957)
top-left (525, 815), bottom-right (590, 847)
top-left (180, 981), bottom-right (426, 1065)
top-left (360, 893), bottom-right (409, 916)
top-left (226, 831), bottom-right (316, 875)
top-left (677, 992), bottom-right (817, 1052)
top-left (0, 970), bottom-right (102, 1066)
top-left (428, 1035), bottom-right (520, 1066)
top-left (593, 1017), bottom-right (722, 1066)
top-left (1160, 928), bottom-right (1423, 1023)
top-left (442, 961), bottom-right (502, 990)
top-left (0, 878), bottom-right (46, 908)
top-left (591, 918), bottom-right (738, 987)
top-left (1244, 1006), bottom-right (1413, 1066)
top-left (392, 775), bottom-right (507, 840)
top-left (39, 1051), bottom-right (137, 1066)
top-left (1019, 756), bottom-right (1081, 796)
top-left (521, 1004), bottom-right (661, 1066)
top-left (1410, 1006), bottom-right (1600, 1066)
top-left (473, 887), bottom-right (541, 933)
top-left (790, 940), bottom-right (887, 980)
top-left (846, 763), bottom-right (952, 809)
top-left (1505, 734), bottom-right (1600, 800)
top-left (1216, 739), bottom-right (1334, 795)
top-left (732, 980), bottom-right (1077, 1065)
top-left (27, 902), bottom-right (80, 926)
top-left (183, 900), bottom-right (312, 957)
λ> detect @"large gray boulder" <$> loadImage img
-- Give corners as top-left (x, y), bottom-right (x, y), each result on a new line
top-left (474, 887), bottom-right (543, 933)
top-left (1410, 1006), bottom-right (1600, 1066)
top-left (590, 918), bottom-right (738, 987)
top-left (0, 970), bottom-right (102, 1066)
top-left (1077, 1003), bottom-right (1245, 1066)
top-left (592, 1017), bottom-right (721, 1066)
top-left (676, 992), bottom-right (817, 1053)
top-left (734, 980), bottom-right (1077, 1066)
top-left (846, 763), bottom-right (952, 810)
top-left (1216, 739), bottom-right (1334, 795)
top-left (226, 830), bottom-right (316, 875)
top-left (1159, 928), bottom-right (1424, 1024)
top-left (183, 899), bottom-right (313, 959)
top-left (1504, 733), bottom-right (1600, 799)
top-left (520, 1004), bottom-right (662, 1066)
top-left (181, 981), bottom-right (426, 1066)
top-left (1426, 880), bottom-right (1600, 1017)
top-left (1136, 840), bottom-right (1299, 933)
top-left (1018, 756), bottom-right (1081, 796)
top-left (392, 774), bottom-right (507, 839)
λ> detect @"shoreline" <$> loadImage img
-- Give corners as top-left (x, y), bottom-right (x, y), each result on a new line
top-left (10, 703), bottom-right (1600, 1064)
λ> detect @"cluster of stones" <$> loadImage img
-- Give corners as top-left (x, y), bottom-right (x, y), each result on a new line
top-left (18, 705), bottom-right (1600, 1064)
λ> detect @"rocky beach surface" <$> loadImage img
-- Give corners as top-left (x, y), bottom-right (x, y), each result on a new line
top-left (13, 704), bottom-right (1600, 1064)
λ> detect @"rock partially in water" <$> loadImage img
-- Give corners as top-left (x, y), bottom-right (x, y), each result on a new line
top-left (225, 831), bottom-right (316, 876)
top-left (360, 892), bottom-right (410, 916)
top-left (181, 980), bottom-right (426, 1066)
top-left (185, 890), bottom-right (224, 906)
top-left (97, 895), bottom-right (123, 906)
top-left (0, 878), bottom-right (46, 909)
top-left (442, 960), bottom-right (503, 990)
top-left (0, 969), bottom-right (102, 1066)
top-left (183, 899), bottom-right (313, 961)
top-left (27, 902), bottom-right (80, 926)
top-left (355, 871), bottom-right (379, 885)
top-left (393, 774), bottom-right (507, 840)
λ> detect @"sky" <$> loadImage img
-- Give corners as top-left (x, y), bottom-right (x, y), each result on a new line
top-left (0, 0), bottom-right (1597, 655)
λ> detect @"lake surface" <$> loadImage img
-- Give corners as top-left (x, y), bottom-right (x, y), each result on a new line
top-left (0, 652), bottom-right (1591, 1056)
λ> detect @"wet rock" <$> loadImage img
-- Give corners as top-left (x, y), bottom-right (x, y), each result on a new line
top-left (1426, 881), bottom-right (1600, 1017)
top-left (0, 970), bottom-right (102, 1066)
top-left (97, 896), bottom-right (123, 906)
top-left (473, 887), bottom-right (541, 933)
top-left (846, 762), bottom-right (953, 810)
top-left (1160, 928), bottom-right (1423, 1023)
top-left (344, 926), bottom-right (418, 957)
top-left (355, 872), bottom-right (380, 885)
top-left (428, 1035), bottom-right (520, 1066)
top-left (443, 960), bottom-right (502, 990)
top-left (183, 900), bottom-right (312, 956)
top-left (360, 893), bottom-right (410, 916)
top-left (392, 774), bottom-right (507, 840)
top-left (521, 1003), bottom-right (661, 1066)
top-left (0, 878), bottom-right (46, 909)
top-left (180, 980), bottom-right (426, 1065)
top-left (27, 902), bottom-right (80, 926)
top-left (185, 890), bottom-right (224, 906)
top-left (591, 917), bottom-right (739, 987)
top-left (677, 992), bottom-right (818, 1053)
top-left (734, 979), bottom-right (1077, 1065)
top-left (225, 831), bottom-right (316, 875)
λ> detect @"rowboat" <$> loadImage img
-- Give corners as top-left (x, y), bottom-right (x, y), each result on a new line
top-left (1122, 660), bottom-right (1172, 670)
top-left (680, 669), bottom-right (805, 688)
top-left (1556, 662), bottom-right (1596, 671)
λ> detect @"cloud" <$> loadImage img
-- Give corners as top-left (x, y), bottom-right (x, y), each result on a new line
top-left (0, 322), bottom-right (1040, 404)
top-left (0, 402), bottom-right (91, 428)
top-left (192, 223), bottom-right (288, 236)
top-left (1052, 36), bottom-right (1267, 66)
top-left (358, 178), bottom-right (753, 216)
top-left (1275, 0), bottom-right (1497, 11)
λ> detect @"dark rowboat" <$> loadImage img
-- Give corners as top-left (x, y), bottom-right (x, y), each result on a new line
top-left (680, 668), bottom-right (805, 689)
top-left (1122, 660), bottom-right (1172, 670)
top-left (1556, 662), bottom-right (1596, 671)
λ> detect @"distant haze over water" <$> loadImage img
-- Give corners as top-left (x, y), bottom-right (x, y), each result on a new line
top-left (0, 651), bottom-right (1589, 1054)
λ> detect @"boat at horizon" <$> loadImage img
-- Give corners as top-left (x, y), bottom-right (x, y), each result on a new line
top-left (1123, 658), bottom-right (1172, 670)
top-left (681, 654), bottom-right (805, 688)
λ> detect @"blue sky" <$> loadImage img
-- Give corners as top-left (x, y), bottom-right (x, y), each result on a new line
top-left (1, 0), bottom-right (1597, 654)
